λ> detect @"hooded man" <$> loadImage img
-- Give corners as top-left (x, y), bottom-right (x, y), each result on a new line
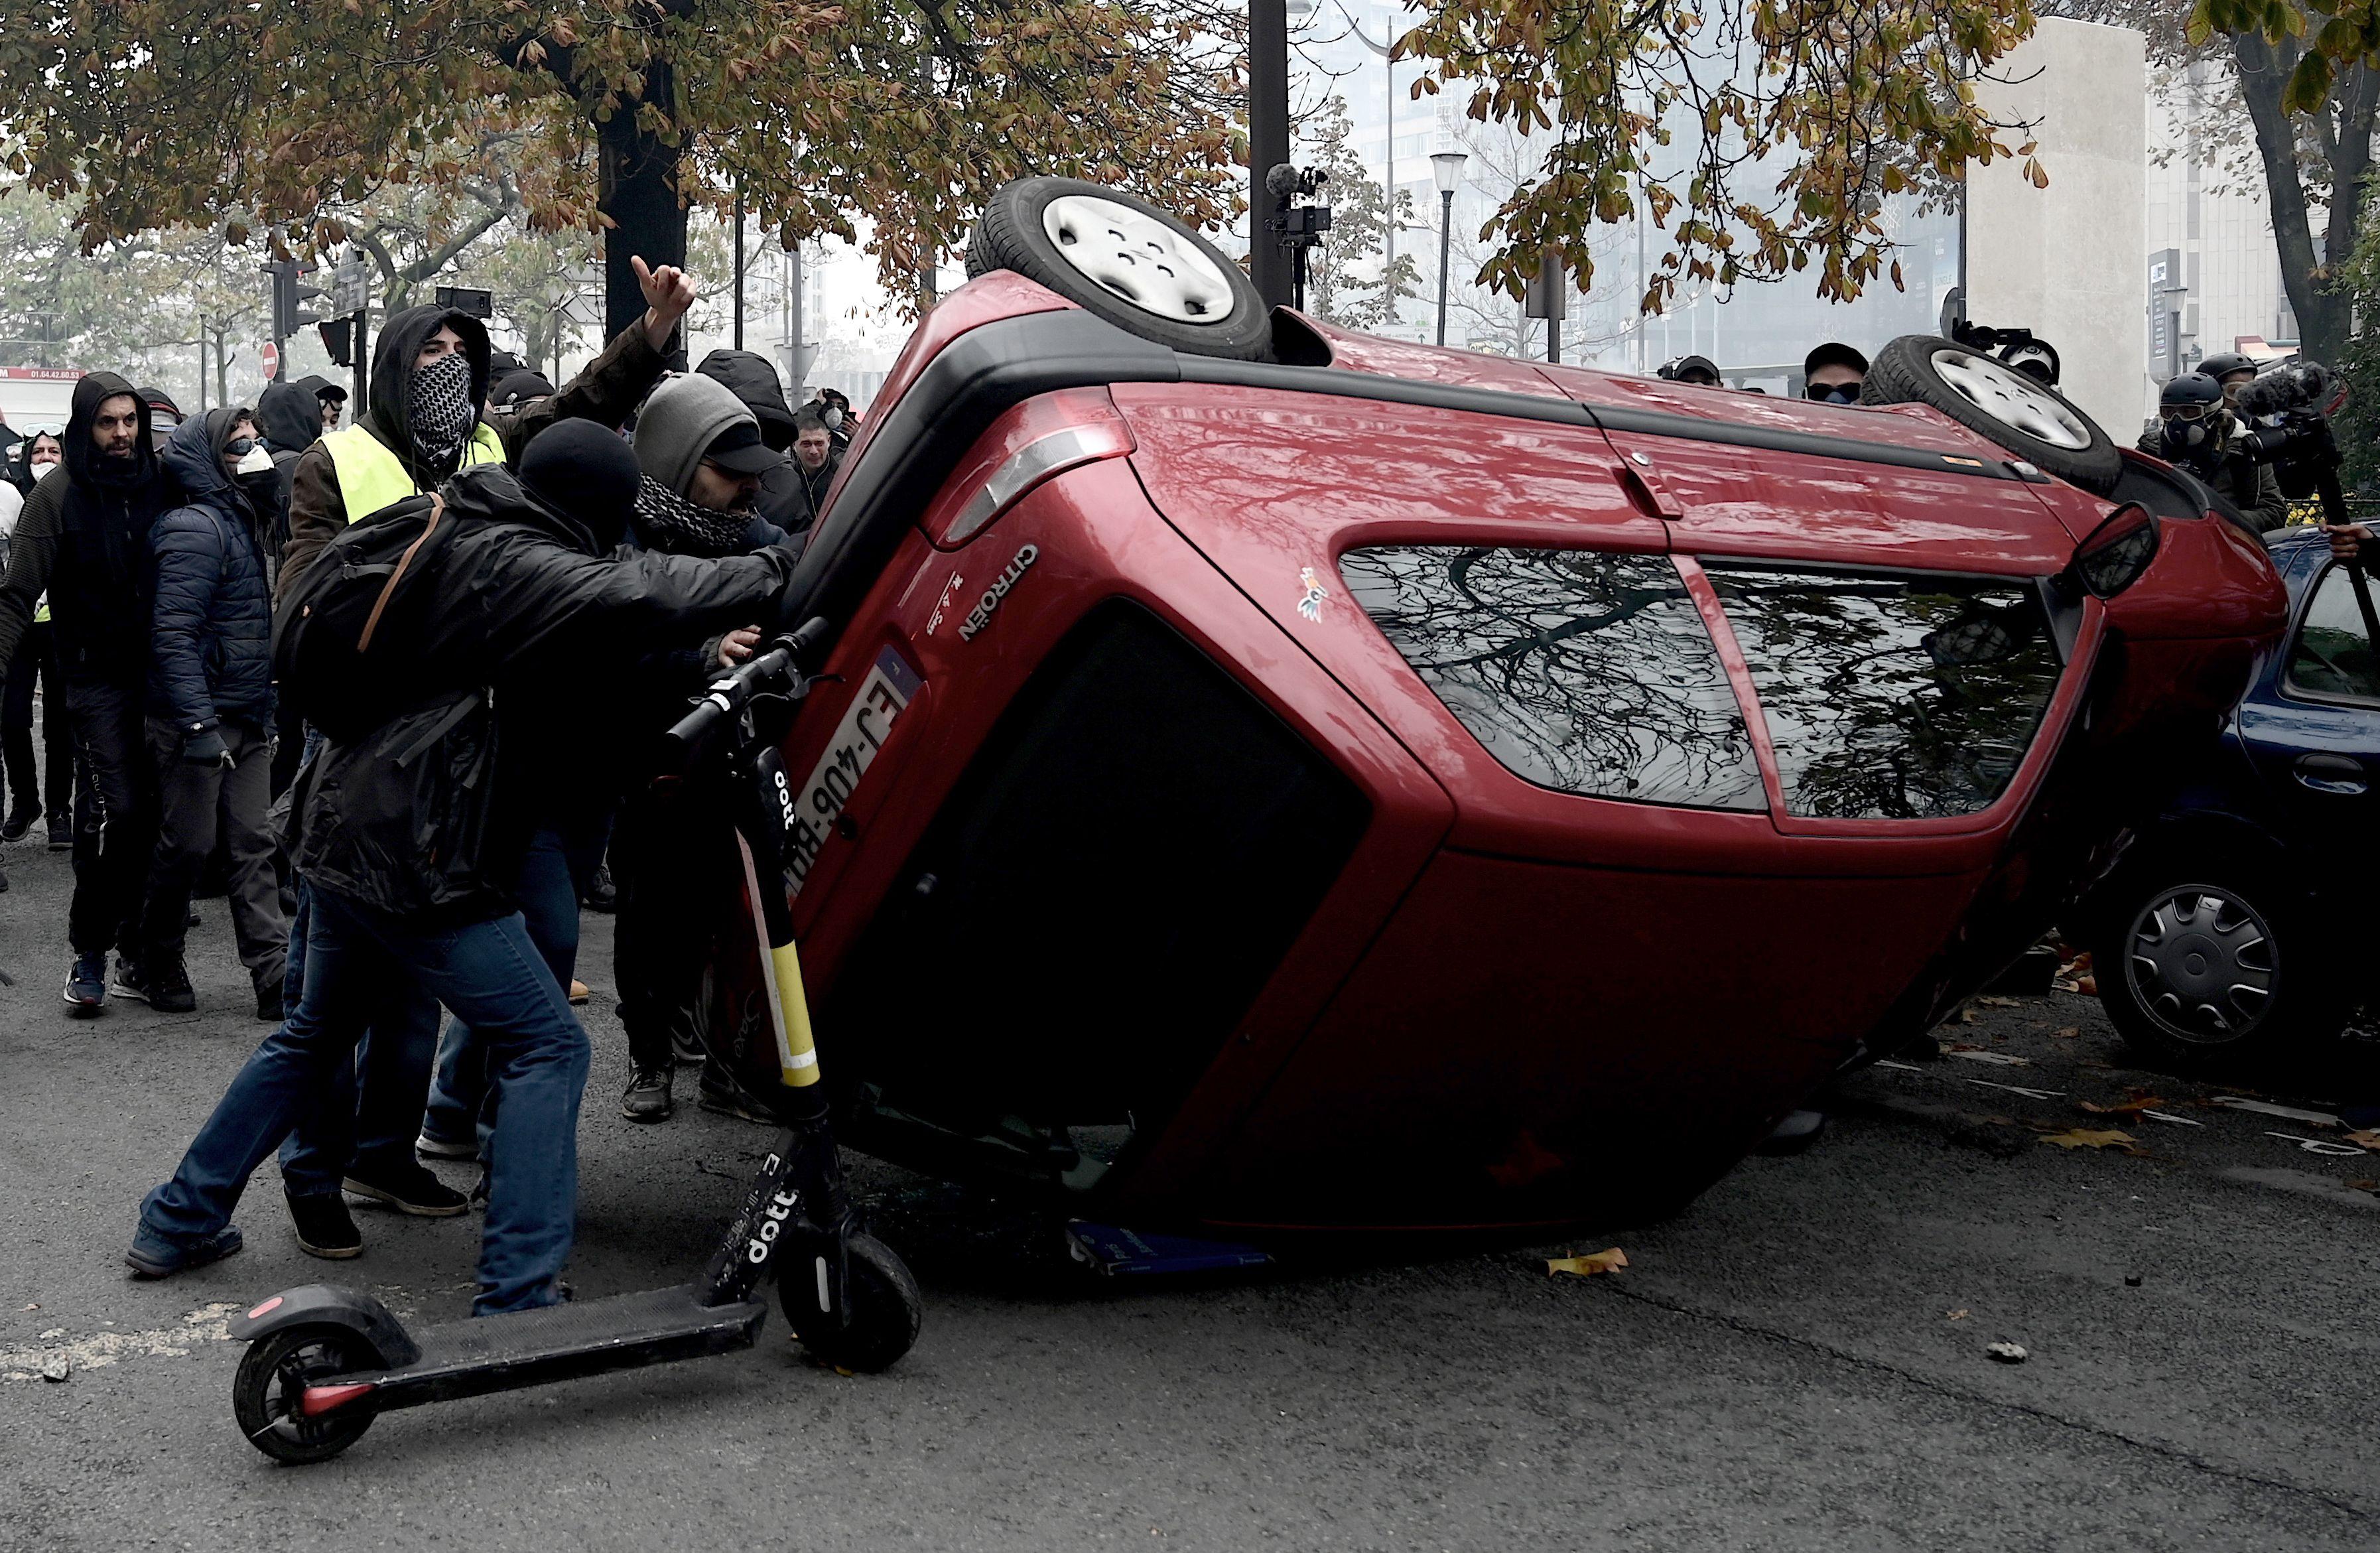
top-left (269, 256), bottom-right (696, 1228)
top-left (133, 421), bottom-right (800, 1306)
top-left (694, 349), bottom-right (811, 539)
top-left (143, 409), bottom-right (289, 1017)
top-left (0, 432), bottom-right (74, 850)
top-left (0, 373), bottom-right (183, 1012)
top-left (276, 253), bottom-right (694, 602)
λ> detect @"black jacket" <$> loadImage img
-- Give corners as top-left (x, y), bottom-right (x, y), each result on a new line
top-left (0, 371), bottom-right (182, 681)
top-left (2135, 425), bottom-right (2290, 529)
top-left (696, 350), bottom-right (814, 541)
top-left (150, 409), bottom-right (277, 734)
top-left (255, 380), bottom-right (320, 563)
top-left (289, 463), bottom-right (799, 919)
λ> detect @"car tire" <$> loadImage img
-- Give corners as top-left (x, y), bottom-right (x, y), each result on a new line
top-left (966, 177), bottom-right (1274, 360)
top-left (1861, 336), bottom-right (2123, 494)
top-left (2089, 854), bottom-right (2352, 1073)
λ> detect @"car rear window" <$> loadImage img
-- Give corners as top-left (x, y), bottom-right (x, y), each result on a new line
top-left (1704, 565), bottom-right (2060, 820)
top-left (2285, 561), bottom-right (2380, 702)
top-left (1341, 546), bottom-right (1766, 810)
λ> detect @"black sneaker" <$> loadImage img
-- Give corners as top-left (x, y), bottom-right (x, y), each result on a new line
top-left (148, 956), bottom-right (196, 1014)
top-left (582, 862), bottom-right (618, 913)
top-left (108, 955), bottom-right (150, 1003)
top-left (45, 819), bottom-right (72, 850)
top-left (671, 1028), bottom-right (706, 1065)
top-left (1, 799), bottom-right (36, 842)
top-left (125, 1223), bottom-right (243, 1278)
top-left (344, 1164), bottom-right (470, 1217)
top-left (413, 1128), bottom-right (479, 1161)
top-left (255, 984), bottom-right (285, 1023)
top-left (622, 1063), bottom-right (675, 1122)
top-left (62, 951), bottom-right (107, 1014)
top-left (287, 1193), bottom-right (363, 1259)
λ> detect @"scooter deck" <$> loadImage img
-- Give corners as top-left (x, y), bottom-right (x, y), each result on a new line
top-left (324, 1284), bottom-right (769, 1414)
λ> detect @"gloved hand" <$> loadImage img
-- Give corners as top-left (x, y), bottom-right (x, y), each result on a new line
top-left (182, 726), bottom-right (233, 768)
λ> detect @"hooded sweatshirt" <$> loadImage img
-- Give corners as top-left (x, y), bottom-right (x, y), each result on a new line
top-left (629, 373), bottom-right (788, 557)
top-left (696, 349), bottom-right (813, 537)
top-left (254, 379), bottom-right (324, 559)
top-left (149, 409), bottom-right (278, 732)
top-left (0, 372), bottom-right (182, 680)
top-left (276, 308), bottom-right (673, 604)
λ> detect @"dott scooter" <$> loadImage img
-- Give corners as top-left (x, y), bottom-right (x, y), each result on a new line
top-left (226, 621), bottom-right (922, 1464)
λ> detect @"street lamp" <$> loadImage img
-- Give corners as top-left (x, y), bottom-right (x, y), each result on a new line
top-left (1431, 151), bottom-right (1467, 348)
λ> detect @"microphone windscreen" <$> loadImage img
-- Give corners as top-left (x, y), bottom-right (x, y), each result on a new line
top-left (1264, 163), bottom-right (1301, 197)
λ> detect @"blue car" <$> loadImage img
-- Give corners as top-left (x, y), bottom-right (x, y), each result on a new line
top-left (2085, 524), bottom-right (2379, 1069)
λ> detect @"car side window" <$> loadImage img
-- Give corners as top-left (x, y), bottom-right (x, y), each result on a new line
top-left (2284, 563), bottom-right (2380, 704)
top-left (1340, 546), bottom-right (1767, 810)
top-left (1705, 565), bottom-right (2061, 821)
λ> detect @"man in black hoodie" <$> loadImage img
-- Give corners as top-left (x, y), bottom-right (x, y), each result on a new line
top-left (0, 373), bottom-right (182, 1012)
top-left (133, 423), bottom-right (799, 1309)
top-left (695, 348), bottom-right (811, 543)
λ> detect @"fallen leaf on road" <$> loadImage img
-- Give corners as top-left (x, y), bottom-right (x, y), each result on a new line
top-left (2346, 1179), bottom-right (2379, 1193)
top-left (1546, 1249), bottom-right (1628, 1278)
top-left (2080, 1095), bottom-right (2167, 1116)
top-left (1977, 995), bottom-right (2021, 1008)
top-left (2041, 1128), bottom-right (2141, 1153)
top-left (2346, 1131), bottom-right (2380, 1152)
top-left (1987, 1341), bottom-right (2028, 1363)
top-left (1946, 1308), bottom-right (1969, 1321)
top-left (1957, 1006), bottom-right (1980, 1024)
top-left (2052, 1026), bottom-right (2081, 1039)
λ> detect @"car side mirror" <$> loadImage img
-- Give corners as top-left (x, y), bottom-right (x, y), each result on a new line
top-left (2065, 502), bottom-right (2160, 600)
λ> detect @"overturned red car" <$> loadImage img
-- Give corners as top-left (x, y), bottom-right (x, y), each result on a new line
top-left (697, 179), bottom-right (2288, 1239)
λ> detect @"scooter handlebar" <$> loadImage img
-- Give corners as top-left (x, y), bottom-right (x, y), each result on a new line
top-left (658, 616), bottom-right (833, 771)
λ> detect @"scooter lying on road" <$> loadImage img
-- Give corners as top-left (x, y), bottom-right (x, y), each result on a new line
top-left (225, 620), bottom-right (923, 1465)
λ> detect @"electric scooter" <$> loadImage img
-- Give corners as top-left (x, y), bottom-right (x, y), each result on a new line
top-left (226, 620), bottom-right (923, 1464)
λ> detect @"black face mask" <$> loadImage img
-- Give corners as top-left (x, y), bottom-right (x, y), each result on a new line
top-left (1807, 381), bottom-right (1861, 405)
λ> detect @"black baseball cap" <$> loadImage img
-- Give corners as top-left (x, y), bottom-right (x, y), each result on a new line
top-left (1804, 341), bottom-right (1869, 377)
top-left (702, 419), bottom-right (781, 475)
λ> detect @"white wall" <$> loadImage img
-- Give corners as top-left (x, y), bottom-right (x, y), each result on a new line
top-left (1969, 19), bottom-right (2149, 438)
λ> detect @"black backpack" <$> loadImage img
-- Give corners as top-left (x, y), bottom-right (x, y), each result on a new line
top-left (271, 490), bottom-right (461, 742)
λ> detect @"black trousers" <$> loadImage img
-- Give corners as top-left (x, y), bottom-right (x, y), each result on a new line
top-left (61, 674), bottom-right (159, 959)
top-left (611, 785), bottom-right (739, 1071)
top-left (3, 620), bottom-right (75, 817)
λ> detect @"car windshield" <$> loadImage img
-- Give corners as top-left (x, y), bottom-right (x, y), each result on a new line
top-left (1705, 565), bottom-right (2062, 821)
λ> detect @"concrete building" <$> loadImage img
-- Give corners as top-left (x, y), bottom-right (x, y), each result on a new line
top-left (1967, 17), bottom-right (2149, 439)
top-left (2143, 62), bottom-right (2296, 388)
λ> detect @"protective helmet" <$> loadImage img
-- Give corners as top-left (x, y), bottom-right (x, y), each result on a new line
top-left (2195, 351), bottom-right (2258, 384)
top-left (2157, 372), bottom-right (2227, 452)
top-left (1997, 339), bottom-right (2061, 385)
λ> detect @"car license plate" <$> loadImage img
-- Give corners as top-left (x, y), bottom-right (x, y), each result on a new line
top-left (786, 646), bottom-right (921, 897)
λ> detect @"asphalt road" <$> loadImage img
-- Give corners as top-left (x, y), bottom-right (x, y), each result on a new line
top-left (3, 833), bottom-right (2377, 1552)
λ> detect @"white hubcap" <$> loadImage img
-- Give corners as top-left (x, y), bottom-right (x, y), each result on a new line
top-left (1930, 350), bottom-right (2094, 450)
top-left (1041, 194), bottom-right (1235, 324)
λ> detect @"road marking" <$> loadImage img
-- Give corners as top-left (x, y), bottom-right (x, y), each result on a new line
top-left (0, 1304), bottom-right (239, 1382)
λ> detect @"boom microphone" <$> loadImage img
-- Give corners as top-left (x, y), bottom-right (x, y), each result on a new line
top-left (2233, 360), bottom-right (2340, 420)
top-left (1264, 163), bottom-right (1301, 198)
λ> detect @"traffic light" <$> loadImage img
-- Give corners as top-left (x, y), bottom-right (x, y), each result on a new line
top-left (318, 318), bottom-right (353, 368)
top-left (266, 259), bottom-right (324, 342)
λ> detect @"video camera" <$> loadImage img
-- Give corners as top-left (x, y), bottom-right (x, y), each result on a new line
top-left (2229, 361), bottom-right (2348, 504)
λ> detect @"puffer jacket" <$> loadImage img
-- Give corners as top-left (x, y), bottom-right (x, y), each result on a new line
top-left (151, 409), bottom-right (276, 732)
top-left (290, 462), bottom-right (799, 920)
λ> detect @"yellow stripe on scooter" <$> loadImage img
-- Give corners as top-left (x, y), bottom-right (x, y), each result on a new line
top-left (771, 941), bottom-right (821, 1087)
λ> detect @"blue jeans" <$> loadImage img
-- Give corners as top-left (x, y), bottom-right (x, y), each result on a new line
top-left (141, 888), bottom-right (592, 1315)
top-left (275, 880), bottom-right (444, 1195)
top-left (422, 815), bottom-right (609, 1152)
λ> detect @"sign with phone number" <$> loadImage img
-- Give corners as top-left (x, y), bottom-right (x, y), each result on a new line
top-left (785, 645), bottom-right (922, 898)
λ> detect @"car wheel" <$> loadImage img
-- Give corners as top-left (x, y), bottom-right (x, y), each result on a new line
top-left (2090, 864), bottom-right (2350, 1072)
top-left (966, 177), bottom-right (1274, 360)
top-left (1861, 336), bottom-right (2122, 493)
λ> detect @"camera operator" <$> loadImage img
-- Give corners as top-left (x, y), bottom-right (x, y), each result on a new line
top-left (130, 422), bottom-right (805, 1312)
top-left (2139, 373), bottom-right (2290, 529)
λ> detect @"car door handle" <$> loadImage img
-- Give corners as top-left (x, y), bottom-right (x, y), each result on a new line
top-left (2293, 753), bottom-right (2370, 795)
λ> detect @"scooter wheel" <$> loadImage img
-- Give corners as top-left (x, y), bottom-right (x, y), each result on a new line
top-left (233, 1324), bottom-right (379, 1464)
top-left (783, 1233), bottom-right (922, 1373)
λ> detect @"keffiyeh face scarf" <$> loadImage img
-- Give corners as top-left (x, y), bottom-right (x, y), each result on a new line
top-left (409, 352), bottom-right (478, 473)
top-left (633, 475), bottom-right (753, 556)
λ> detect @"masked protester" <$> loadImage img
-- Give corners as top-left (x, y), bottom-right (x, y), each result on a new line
top-left (2139, 372), bottom-right (2289, 529)
top-left (0, 433), bottom-right (74, 849)
top-left (141, 410), bottom-right (290, 1018)
top-left (0, 375), bottom-right (182, 1012)
top-left (2196, 352), bottom-right (2261, 411)
top-left (695, 348), bottom-right (812, 541)
top-left (265, 257), bottom-right (698, 1234)
top-left (132, 421), bottom-right (801, 1304)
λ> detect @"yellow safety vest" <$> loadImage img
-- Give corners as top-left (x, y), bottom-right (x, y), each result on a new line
top-left (320, 422), bottom-right (505, 524)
